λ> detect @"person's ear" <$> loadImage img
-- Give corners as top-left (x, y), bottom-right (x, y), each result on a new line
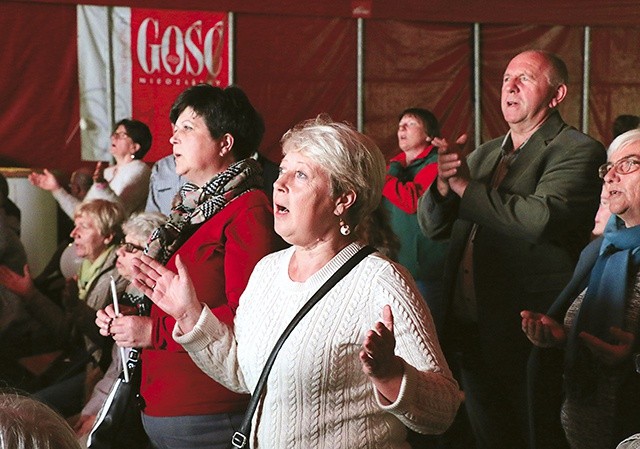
top-left (549, 84), bottom-right (567, 108)
top-left (130, 142), bottom-right (141, 158)
top-left (219, 133), bottom-right (235, 157)
top-left (333, 190), bottom-right (357, 216)
top-left (103, 233), bottom-right (114, 246)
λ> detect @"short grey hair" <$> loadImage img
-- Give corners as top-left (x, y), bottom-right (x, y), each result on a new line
top-left (280, 115), bottom-right (386, 226)
top-left (0, 391), bottom-right (82, 449)
top-left (518, 50), bottom-right (569, 88)
top-left (122, 211), bottom-right (168, 244)
top-left (607, 128), bottom-right (640, 159)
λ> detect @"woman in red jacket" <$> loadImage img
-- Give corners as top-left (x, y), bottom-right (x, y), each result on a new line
top-left (98, 84), bottom-right (280, 449)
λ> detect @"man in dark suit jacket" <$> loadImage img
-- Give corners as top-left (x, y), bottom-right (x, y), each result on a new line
top-left (418, 50), bottom-right (606, 448)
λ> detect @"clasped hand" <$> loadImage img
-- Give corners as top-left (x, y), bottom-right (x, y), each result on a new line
top-left (433, 134), bottom-right (470, 198)
top-left (92, 161), bottom-right (107, 184)
top-left (0, 264), bottom-right (34, 298)
top-left (360, 305), bottom-right (404, 404)
top-left (96, 303), bottom-right (152, 348)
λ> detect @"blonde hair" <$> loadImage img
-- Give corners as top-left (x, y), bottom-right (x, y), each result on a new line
top-left (281, 115), bottom-right (385, 226)
top-left (74, 199), bottom-right (125, 242)
top-left (281, 115), bottom-right (398, 254)
top-left (0, 391), bottom-right (82, 449)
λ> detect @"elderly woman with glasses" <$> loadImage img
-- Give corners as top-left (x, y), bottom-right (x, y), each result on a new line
top-left (72, 211), bottom-right (167, 447)
top-left (29, 118), bottom-right (153, 217)
top-left (522, 129), bottom-right (640, 449)
top-left (0, 199), bottom-right (128, 417)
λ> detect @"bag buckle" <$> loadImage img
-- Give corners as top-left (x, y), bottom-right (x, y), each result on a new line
top-left (231, 431), bottom-right (247, 448)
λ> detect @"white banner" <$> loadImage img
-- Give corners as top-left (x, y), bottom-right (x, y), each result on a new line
top-left (77, 6), bottom-right (229, 163)
top-left (77, 5), bottom-right (132, 162)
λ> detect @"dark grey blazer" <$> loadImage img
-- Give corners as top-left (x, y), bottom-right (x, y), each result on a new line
top-left (418, 110), bottom-right (606, 367)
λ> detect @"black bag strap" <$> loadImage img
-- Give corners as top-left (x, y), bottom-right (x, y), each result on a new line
top-left (231, 245), bottom-right (376, 449)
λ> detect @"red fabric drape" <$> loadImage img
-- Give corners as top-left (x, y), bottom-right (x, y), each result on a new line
top-left (365, 21), bottom-right (472, 159)
top-left (14, 0), bottom-right (640, 27)
top-left (590, 27), bottom-right (640, 147)
top-left (235, 15), bottom-right (357, 164)
top-left (0, 1), bottom-right (81, 170)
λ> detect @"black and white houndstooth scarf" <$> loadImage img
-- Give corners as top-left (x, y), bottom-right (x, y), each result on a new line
top-left (146, 157), bottom-right (263, 264)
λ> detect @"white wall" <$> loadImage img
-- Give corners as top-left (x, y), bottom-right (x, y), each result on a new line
top-left (3, 169), bottom-right (58, 277)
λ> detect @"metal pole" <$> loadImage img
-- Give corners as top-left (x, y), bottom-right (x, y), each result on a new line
top-left (474, 23), bottom-right (481, 148)
top-left (582, 26), bottom-right (591, 133)
top-left (357, 18), bottom-right (364, 132)
top-left (108, 6), bottom-right (115, 130)
top-left (228, 12), bottom-right (235, 85)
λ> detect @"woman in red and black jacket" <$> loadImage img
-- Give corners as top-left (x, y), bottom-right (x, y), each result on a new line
top-left (99, 84), bottom-right (281, 449)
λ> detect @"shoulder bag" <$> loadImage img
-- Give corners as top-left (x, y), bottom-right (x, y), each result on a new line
top-left (231, 245), bottom-right (375, 449)
top-left (87, 347), bottom-right (148, 449)
top-left (87, 297), bottom-right (151, 449)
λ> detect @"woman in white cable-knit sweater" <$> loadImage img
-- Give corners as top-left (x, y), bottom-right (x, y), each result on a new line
top-left (133, 116), bottom-right (462, 449)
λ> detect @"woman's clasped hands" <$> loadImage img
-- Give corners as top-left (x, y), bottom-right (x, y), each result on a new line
top-left (96, 303), bottom-right (152, 348)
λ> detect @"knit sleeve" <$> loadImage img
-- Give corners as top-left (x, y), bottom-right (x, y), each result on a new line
top-left (173, 304), bottom-right (249, 394)
top-left (52, 187), bottom-right (81, 219)
top-left (369, 262), bottom-right (462, 434)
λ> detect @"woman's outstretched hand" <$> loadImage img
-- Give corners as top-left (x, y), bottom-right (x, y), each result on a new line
top-left (360, 305), bottom-right (404, 404)
top-left (132, 253), bottom-right (203, 334)
top-left (0, 264), bottom-right (34, 298)
top-left (579, 327), bottom-right (635, 366)
top-left (520, 310), bottom-right (567, 348)
top-left (28, 169), bottom-right (61, 192)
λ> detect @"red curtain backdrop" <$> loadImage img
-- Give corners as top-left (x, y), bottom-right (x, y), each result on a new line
top-left (2, 0), bottom-right (640, 174)
top-left (235, 15), bottom-right (357, 164)
top-left (365, 21), bottom-right (472, 159)
top-left (590, 27), bottom-right (640, 146)
top-left (0, 2), bottom-right (81, 171)
top-left (15, 0), bottom-right (640, 26)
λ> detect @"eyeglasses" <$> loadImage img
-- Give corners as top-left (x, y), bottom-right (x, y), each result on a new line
top-left (111, 131), bottom-right (130, 140)
top-left (598, 157), bottom-right (640, 179)
top-left (118, 241), bottom-right (145, 253)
